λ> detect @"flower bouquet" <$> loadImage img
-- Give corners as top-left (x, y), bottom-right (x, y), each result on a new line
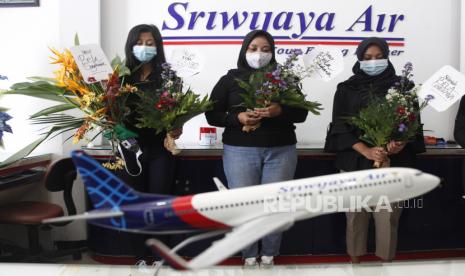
top-left (135, 63), bottom-right (212, 155)
top-left (236, 50), bottom-right (322, 132)
top-left (2, 38), bottom-right (139, 171)
top-left (347, 63), bottom-right (432, 167)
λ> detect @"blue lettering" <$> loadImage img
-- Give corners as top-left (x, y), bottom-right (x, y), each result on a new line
top-left (262, 12), bottom-right (274, 31)
top-left (250, 12), bottom-right (261, 29)
top-left (388, 14), bottom-right (404, 32)
top-left (273, 12), bottom-right (293, 30)
top-left (376, 14), bottom-right (386, 32)
top-left (220, 11), bottom-right (249, 29)
top-left (315, 12), bottom-right (335, 31)
top-left (305, 46), bottom-right (315, 54)
top-left (188, 11), bottom-right (206, 30)
top-left (206, 12), bottom-right (217, 30)
top-left (292, 12), bottom-right (316, 39)
top-left (162, 2), bottom-right (187, 30)
top-left (347, 5), bottom-right (373, 32)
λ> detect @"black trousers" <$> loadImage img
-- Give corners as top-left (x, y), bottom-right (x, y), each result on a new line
top-left (113, 145), bottom-right (176, 260)
top-left (116, 145), bottom-right (176, 194)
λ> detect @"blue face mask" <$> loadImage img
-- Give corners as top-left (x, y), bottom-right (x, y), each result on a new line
top-left (132, 45), bottom-right (157, 62)
top-left (359, 59), bottom-right (388, 76)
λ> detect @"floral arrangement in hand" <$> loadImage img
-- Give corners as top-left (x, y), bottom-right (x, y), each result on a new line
top-left (236, 50), bottom-right (322, 132)
top-left (347, 62), bottom-right (433, 167)
top-left (135, 63), bottom-right (212, 154)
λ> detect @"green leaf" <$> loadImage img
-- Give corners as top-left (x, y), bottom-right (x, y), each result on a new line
top-left (0, 136), bottom-right (48, 169)
top-left (5, 81), bottom-right (67, 103)
top-left (29, 103), bottom-right (76, 119)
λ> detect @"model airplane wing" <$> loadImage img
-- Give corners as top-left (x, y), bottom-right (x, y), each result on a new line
top-left (147, 212), bottom-right (296, 270)
top-left (42, 211), bottom-right (123, 224)
top-left (213, 177), bottom-right (228, 191)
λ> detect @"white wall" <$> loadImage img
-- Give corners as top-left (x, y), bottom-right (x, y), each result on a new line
top-left (101, 0), bottom-right (462, 144)
top-left (0, 0), bottom-right (62, 155)
top-left (0, 0), bottom-right (101, 242)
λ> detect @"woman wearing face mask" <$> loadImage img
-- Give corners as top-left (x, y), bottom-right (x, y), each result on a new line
top-left (205, 30), bottom-right (308, 267)
top-left (324, 37), bottom-right (425, 263)
top-left (118, 24), bottom-right (182, 194)
top-left (114, 24), bottom-right (182, 262)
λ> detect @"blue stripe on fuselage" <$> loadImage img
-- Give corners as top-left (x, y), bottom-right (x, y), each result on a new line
top-left (87, 198), bottom-right (197, 232)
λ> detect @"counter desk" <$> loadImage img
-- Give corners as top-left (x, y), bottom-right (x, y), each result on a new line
top-left (83, 144), bottom-right (465, 259)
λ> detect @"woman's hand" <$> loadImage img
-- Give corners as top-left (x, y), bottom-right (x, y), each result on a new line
top-left (386, 140), bottom-right (406, 155)
top-left (168, 128), bottom-right (183, 140)
top-left (353, 142), bottom-right (387, 163)
top-left (254, 103), bottom-right (282, 118)
top-left (237, 111), bottom-right (261, 126)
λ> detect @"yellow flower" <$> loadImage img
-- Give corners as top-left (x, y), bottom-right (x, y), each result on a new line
top-left (121, 84), bottom-right (138, 93)
top-left (102, 157), bottom-right (125, 170)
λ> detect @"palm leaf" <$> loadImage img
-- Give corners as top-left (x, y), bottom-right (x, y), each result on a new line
top-left (29, 103), bottom-right (77, 119)
top-left (0, 136), bottom-right (48, 169)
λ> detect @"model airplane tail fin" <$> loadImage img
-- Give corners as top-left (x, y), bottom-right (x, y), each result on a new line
top-left (71, 150), bottom-right (171, 210)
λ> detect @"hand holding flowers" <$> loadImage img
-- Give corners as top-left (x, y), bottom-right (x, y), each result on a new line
top-left (136, 63), bottom-right (212, 154)
top-left (348, 62), bottom-right (433, 167)
top-left (236, 50), bottom-right (322, 132)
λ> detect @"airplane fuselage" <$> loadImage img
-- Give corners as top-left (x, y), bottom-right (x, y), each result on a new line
top-left (88, 167), bottom-right (437, 234)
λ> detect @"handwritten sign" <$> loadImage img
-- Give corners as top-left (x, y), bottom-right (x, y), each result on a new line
top-left (418, 65), bottom-right (465, 112)
top-left (303, 45), bottom-right (344, 82)
top-left (169, 48), bottom-right (204, 78)
top-left (70, 44), bottom-right (113, 84)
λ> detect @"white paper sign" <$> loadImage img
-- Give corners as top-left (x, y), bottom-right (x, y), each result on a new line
top-left (303, 45), bottom-right (344, 82)
top-left (70, 44), bottom-right (113, 84)
top-left (418, 65), bottom-right (465, 112)
top-left (169, 48), bottom-right (204, 78)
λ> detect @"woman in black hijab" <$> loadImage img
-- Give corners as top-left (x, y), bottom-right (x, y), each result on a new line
top-left (205, 30), bottom-right (308, 267)
top-left (325, 37), bottom-right (425, 263)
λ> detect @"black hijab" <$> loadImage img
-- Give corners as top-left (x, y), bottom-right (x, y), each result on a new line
top-left (228, 30), bottom-right (277, 78)
top-left (338, 37), bottom-right (399, 94)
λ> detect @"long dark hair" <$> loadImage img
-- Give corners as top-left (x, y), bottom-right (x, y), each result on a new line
top-left (124, 24), bottom-right (166, 75)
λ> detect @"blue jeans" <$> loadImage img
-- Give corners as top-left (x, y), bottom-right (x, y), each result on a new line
top-left (223, 144), bottom-right (298, 258)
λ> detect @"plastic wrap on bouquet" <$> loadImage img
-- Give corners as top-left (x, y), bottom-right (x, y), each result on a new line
top-left (164, 133), bottom-right (181, 155)
top-left (374, 157), bottom-right (391, 168)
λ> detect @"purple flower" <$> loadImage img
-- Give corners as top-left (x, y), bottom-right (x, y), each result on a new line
top-left (0, 75), bottom-right (8, 80)
top-left (425, 94), bottom-right (435, 101)
top-left (398, 123), bottom-right (407, 133)
top-left (272, 69), bottom-right (281, 78)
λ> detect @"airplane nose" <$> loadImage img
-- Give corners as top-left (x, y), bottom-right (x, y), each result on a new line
top-left (413, 171), bottom-right (441, 194)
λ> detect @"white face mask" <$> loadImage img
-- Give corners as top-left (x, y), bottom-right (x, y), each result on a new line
top-left (246, 52), bottom-right (273, 69)
top-left (359, 59), bottom-right (388, 76)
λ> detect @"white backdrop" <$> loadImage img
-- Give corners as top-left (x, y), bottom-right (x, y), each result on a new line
top-left (102, 0), bottom-right (461, 144)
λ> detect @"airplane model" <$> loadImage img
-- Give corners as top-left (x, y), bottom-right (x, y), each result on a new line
top-left (44, 151), bottom-right (440, 270)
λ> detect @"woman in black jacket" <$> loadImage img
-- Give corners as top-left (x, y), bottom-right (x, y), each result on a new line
top-left (118, 24), bottom-right (182, 194)
top-left (205, 30), bottom-right (308, 267)
top-left (324, 37), bottom-right (425, 263)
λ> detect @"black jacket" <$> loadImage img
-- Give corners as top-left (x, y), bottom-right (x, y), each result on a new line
top-left (454, 96), bottom-right (465, 147)
top-left (205, 30), bottom-right (308, 147)
top-left (324, 38), bottom-right (425, 171)
top-left (124, 71), bottom-right (167, 156)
